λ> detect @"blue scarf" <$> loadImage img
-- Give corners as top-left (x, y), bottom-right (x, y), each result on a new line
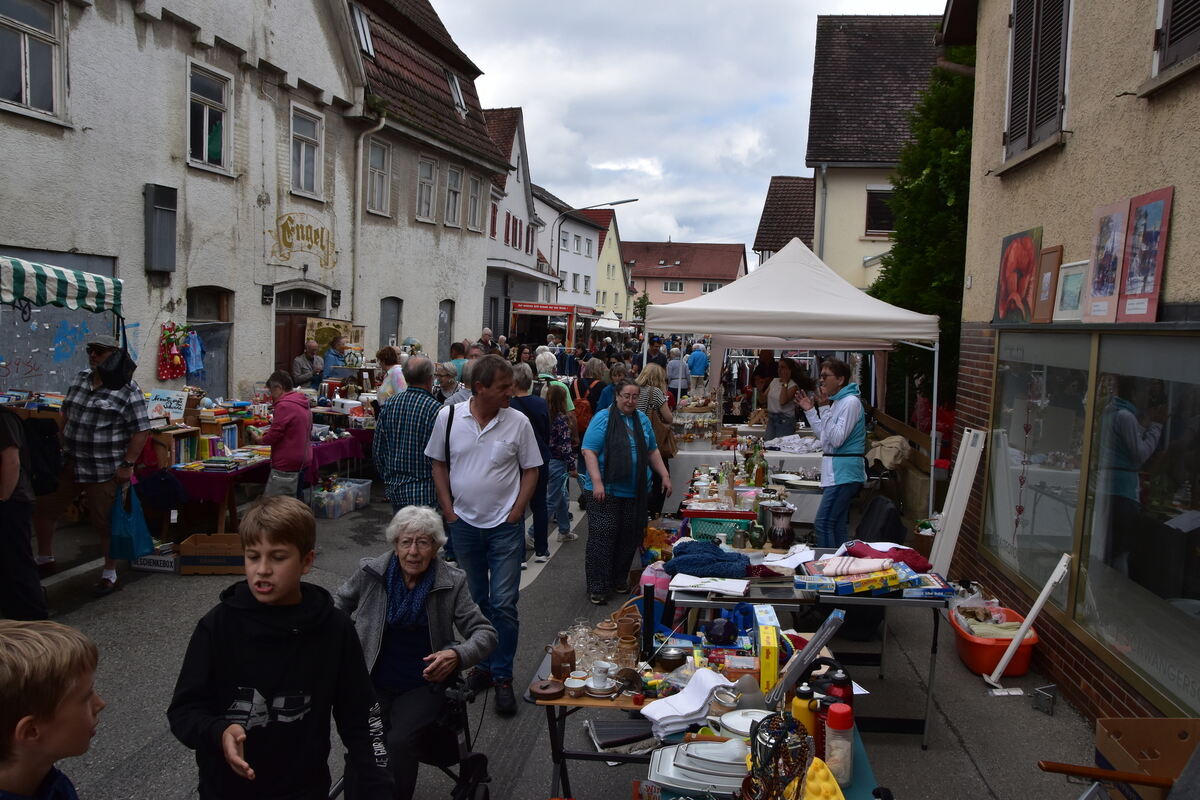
top-left (383, 554), bottom-right (436, 627)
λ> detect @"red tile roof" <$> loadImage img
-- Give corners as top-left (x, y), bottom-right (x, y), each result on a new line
top-left (483, 107), bottom-right (521, 191)
top-left (577, 209), bottom-right (615, 254)
top-left (806, 16), bottom-right (939, 165)
top-left (361, 0), bottom-right (507, 169)
top-left (625, 242), bottom-right (747, 281)
top-left (753, 176), bottom-right (815, 252)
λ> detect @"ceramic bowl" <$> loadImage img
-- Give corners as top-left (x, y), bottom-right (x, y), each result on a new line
top-left (564, 678), bottom-right (587, 698)
top-left (569, 670), bottom-right (588, 682)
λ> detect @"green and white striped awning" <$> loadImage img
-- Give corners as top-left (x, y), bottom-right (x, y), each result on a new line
top-left (0, 256), bottom-right (124, 316)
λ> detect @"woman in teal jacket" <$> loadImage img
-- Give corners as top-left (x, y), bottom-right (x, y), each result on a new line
top-left (800, 358), bottom-right (866, 548)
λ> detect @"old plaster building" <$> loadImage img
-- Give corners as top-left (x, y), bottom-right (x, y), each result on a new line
top-left (0, 0), bottom-right (502, 393)
top-left (942, 0), bottom-right (1200, 720)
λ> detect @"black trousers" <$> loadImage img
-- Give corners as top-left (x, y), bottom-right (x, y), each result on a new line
top-left (0, 500), bottom-right (48, 620)
top-left (585, 492), bottom-right (645, 595)
top-left (346, 683), bottom-right (448, 800)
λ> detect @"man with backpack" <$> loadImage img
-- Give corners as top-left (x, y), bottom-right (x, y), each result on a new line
top-left (33, 334), bottom-right (151, 597)
top-left (0, 406), bottom-right (48, 619)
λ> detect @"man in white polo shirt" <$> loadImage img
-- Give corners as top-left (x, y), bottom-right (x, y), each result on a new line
top-left (426, 355), bottom-right (541, 717)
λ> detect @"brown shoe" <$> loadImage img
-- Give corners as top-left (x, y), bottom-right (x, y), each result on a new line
top-left (91, 578), bottom-right (118, 597)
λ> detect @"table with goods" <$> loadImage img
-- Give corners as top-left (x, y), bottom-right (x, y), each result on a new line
top-left (669, 443), bottom-right (824, 527)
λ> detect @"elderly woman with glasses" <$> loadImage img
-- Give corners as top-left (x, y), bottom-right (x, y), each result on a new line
top-left (798, 358), bottom-right (867, 548)
top-left (580, 380), bottom-right (672, 604)
top-left (335, 506), bottom-right (496, 799)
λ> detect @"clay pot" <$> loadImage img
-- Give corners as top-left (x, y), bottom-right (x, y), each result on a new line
top-left (546, 631), bottom-right (576, 680)
top-left (594, 620), bottom-right (618, 642)
top-left (616, 616), bottom-right (641, 637)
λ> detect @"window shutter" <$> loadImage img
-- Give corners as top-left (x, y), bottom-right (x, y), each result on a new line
top-left (490, 203), bottom-right (498, 237)
top-left (504, 211), bottom-right (511, 245)
top-left (1162, 0), bottom-right (1200, 70)
top-left (1006, 0), bottom-right (1037, 156)
top-left (1031, 0), bottom-right (1068, 146)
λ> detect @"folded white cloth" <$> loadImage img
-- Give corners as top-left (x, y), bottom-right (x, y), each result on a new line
top-left (822, 556), bottom-right (893, 576)
top-left (640, 668), bottom-right (733, 739)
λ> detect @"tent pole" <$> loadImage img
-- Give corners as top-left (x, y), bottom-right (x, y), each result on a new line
top-left (929, 340), bottom-right (940, 516)
top-left (641, 333), bottom-right (649, 368)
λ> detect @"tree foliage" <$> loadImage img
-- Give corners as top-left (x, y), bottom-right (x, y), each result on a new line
top-left (869, 47), bottom-right (975, 410)
top-left (633, 290), bottom-right (651, 322)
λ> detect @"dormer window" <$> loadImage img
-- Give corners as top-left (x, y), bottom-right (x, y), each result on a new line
top-left (446, 70), bottom-right (468, 118)
top-left (350, 4), bottom-right (374, 58)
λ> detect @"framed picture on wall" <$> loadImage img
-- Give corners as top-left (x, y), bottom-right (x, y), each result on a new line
top-left (993, 226), bottom-right (1043, 323)
top-left (1052, 260), bottom-right (1089, 322)
top-left (1032, 245), bottom-right (1064, 323)
top-left (1116, 186), bottom-right (1173, 323)
top-left (1083, 199), bottom-right (1130, 323)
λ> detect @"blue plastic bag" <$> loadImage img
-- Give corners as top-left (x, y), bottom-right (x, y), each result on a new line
top-left (109, 485), bottom-right (154, 561)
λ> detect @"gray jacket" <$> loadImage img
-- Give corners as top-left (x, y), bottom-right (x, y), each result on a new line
top-left (334, 552), bottom-right (496, 676)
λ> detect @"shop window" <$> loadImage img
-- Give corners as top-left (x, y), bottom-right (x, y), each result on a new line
top-left (188, 63), bottom-right (231, 170)
top-left (865, 189), bottom-right (895, 235)
top-left (291, 105), bottom-right (323, 197)
top-left (1005, 0), bottom-right (1069, 159)
top-left (186, 286), bottom-right (232, 322)
top-left (1159, 0), bottom-right (1200, 71)
top-left (1077, 335), bottom-right (1200, 712)
top-left (0, 0), bottom-right (61, 116)
top-left (982, 332), bottom-right (1090, 606)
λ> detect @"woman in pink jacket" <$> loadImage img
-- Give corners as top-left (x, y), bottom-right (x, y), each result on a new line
top-left (250, 370), bottom-right (313, 497)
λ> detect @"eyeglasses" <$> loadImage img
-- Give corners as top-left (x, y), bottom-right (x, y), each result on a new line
top-left (618, 392), bottom-right (640, 400)
top-left (819, 372), bottom-right (835, 379)
top-left (396, 537), bottom-right (436, 551)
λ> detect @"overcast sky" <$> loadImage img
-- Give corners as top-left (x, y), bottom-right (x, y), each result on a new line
top-left (431, 0), bottom-right (946, 252)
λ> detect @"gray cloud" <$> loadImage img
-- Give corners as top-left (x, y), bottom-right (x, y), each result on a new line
top-left (432, 0), bottom-right (945, 247)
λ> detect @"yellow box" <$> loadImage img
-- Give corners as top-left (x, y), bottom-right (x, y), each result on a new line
top-left (757, 624), bottom-right (779, 692)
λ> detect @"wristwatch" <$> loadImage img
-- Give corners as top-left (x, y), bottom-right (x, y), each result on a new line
top-left (119, 460), bottom-right (135, 469)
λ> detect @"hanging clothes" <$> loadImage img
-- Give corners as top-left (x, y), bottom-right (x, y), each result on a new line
top-left (184, 330), bottom-right (206, 375)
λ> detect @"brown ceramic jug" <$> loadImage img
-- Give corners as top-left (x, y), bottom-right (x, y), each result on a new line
top-left (594, 619), bottom-right (618, 642)
top-left (546, 631), bottom-right (576, 680)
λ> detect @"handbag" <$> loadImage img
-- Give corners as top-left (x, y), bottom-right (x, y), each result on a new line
top-left (650, 401), bottom-right (678, 459)
top-left (109, 484), bottom-right (154, 561)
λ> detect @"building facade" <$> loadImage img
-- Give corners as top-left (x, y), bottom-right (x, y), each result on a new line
top-left (753, 176), bottom-right (816, 266)
top-left (532, 184), bottom-right (604, 310)
top-left (943, 0), bottom-right (1200, 719)
top-left (628, 242), bottom-right (747, 305)
top-left (578, 209), bottom-right (632, 322)
top-left (806, 15), bottom-right (939, 288)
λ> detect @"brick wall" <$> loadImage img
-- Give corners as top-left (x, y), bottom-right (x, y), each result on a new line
top-left (947, 323), bottom-right (1162, 721)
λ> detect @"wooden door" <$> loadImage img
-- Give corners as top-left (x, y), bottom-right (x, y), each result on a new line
top-left (274, 313), bottom-right (309, 375)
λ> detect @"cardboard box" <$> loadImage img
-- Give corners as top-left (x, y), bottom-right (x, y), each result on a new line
top-left (178, 534), bottom-right (244, 575)
top-left (1094, 717), bottom-right (1200, 800)
top-left (132, 553), bottom-right (179, 573)
top-left (757, 624), bottom-right (779, 692)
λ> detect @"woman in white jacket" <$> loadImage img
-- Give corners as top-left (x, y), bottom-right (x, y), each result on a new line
top-left (800, 358), bottom-right (867, 548)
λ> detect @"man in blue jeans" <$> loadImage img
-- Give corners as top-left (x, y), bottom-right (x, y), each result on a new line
top-left (426, 355), bottom-right (541, 716)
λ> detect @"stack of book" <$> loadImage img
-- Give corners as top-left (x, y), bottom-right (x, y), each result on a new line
top-left (794, 559), bottom-right (921, 596)
top-left (198, 406), bottom-right (231, 423)
top-left (200, 457), bottom-right (240, 473)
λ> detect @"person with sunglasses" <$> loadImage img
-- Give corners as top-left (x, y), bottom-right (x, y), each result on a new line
top-left (33, 334), bottom-right (151, 596)
top-left (799, 358), bottom-right (867, 549)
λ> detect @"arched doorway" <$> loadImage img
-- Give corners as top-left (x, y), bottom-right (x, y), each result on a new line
top-left (274, 288), bottom-right (326, 374)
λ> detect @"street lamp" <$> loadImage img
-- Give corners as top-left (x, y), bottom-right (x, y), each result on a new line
top-left (551, 197), bottom-right (638, 301)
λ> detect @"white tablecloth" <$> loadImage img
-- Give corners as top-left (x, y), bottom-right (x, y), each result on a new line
top-left (665, 448), bottom-right (824, 519)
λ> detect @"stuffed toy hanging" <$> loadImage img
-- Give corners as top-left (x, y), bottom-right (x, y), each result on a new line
top-left (157, 322), bottom-right (189, 381)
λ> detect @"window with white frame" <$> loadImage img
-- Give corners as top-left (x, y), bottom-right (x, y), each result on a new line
top-left (542, 283), bottom-right (552, 302)
top-left (291, 106), bottom-right (323, 196)
top-left (663, 280), bottom-right (684, 293)
top-left (445, 70), bottom-right (468, 118)
top-left (416, 157), bottom-right (436, 221)
top-left (560, 230), bottom-right (569, 250)
top-left (607, 264), bottom-right (615, 279)
top-left (467, 175), bottom-right (483, 230)
top-left (572, 273), bottom-right (579, 291)
top-left (366, 138), bottom-right (389, 214)
top-left (188, 64), bottom-right (231, 169)
top-left (445, 167), bottom-right (462, 226)
top-left (584, 238), bottom-right (593, 257)
top-left (865, 188), bottom-right (895, 234)
top-left (350, 3), bottom-right (374, 57)
top-left (573, 234), bottom-right (582, 253)
top-left (701, 281), bottom-right (723, 293)
top-left (0, 0), bottom-right (61, 116)
top-left (600, 291), bottom-right (607, 304)
top-left (584, 276), bottom-right (591, 294)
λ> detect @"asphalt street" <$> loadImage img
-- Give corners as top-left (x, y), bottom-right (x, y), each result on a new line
top-left (41, 489), bottom-right (1097, 800)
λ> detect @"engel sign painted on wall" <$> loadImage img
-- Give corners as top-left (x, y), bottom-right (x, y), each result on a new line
top-left (268, 212), bottom-right (337, 269)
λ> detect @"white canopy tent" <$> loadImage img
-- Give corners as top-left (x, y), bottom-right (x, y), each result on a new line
top-left (643, 238), bottom-right (942, 512)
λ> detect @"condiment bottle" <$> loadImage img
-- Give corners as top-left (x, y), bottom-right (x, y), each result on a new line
top-left (824, 702), bottom-right (855, 787)
top-left (828, 668), bottom-right (853, 709)
top-left (790, 682), bottom-right (817, 739)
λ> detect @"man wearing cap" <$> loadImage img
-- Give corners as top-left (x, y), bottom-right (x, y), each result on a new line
top-left (34, 334), bottom-right (151, 596)
top-left (646, 338), bottom-right (668, 370)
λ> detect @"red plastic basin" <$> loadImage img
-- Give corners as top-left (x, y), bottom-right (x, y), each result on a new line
top-left (949, 606), bottom-right (1038, 677)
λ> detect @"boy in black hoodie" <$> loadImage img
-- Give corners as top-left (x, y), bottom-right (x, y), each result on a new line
top-left (167, 497), bottom-right (392, 799)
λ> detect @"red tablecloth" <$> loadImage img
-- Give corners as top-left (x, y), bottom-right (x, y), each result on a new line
top-left (305, 436), bottom-right (364, 482)
top-left (172, 460), bottom-right (272, 504)
top-left (347, 428), bottom-right (374, 452)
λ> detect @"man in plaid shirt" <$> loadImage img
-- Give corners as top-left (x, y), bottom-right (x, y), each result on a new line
top-left (34, 334), bottom-right (151, 597)
top-left (373, 355), bottom-right (440, 513)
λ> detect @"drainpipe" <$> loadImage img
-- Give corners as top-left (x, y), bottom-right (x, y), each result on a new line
top-left (352, 113), bottom-right (387, 326)
top-left (817, 162), bottom-right (829, 259)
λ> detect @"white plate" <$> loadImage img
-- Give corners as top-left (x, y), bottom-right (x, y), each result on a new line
top-left (770, 473), bottom-right (802, 482)
top-left (718, 708), bottom-right (772, 737)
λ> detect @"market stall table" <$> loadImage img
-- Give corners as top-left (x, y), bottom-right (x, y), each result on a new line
top-left (172, 460), bottom-right (272, 533)
top-left (306, 436), bottom-right (365, 482)
top-left (666, 449), bottom-right (823, 517)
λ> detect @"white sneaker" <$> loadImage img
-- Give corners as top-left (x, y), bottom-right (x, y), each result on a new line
top-left (557, 532), bottom-right (578, 542)
top-left (534, 554), bottom-right (549, 563)
top-left (521, 561), bottom-right (528, 570)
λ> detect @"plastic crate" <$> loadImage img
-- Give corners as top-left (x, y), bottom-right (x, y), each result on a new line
top-left (313, 486), bottom-right (355, 519)
top-left (687, 517), bottom-right (750, 543)
top-left (949, 606), bottom-right (1038, 676)
top-left (340, 478), bottom-right (373, 510)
